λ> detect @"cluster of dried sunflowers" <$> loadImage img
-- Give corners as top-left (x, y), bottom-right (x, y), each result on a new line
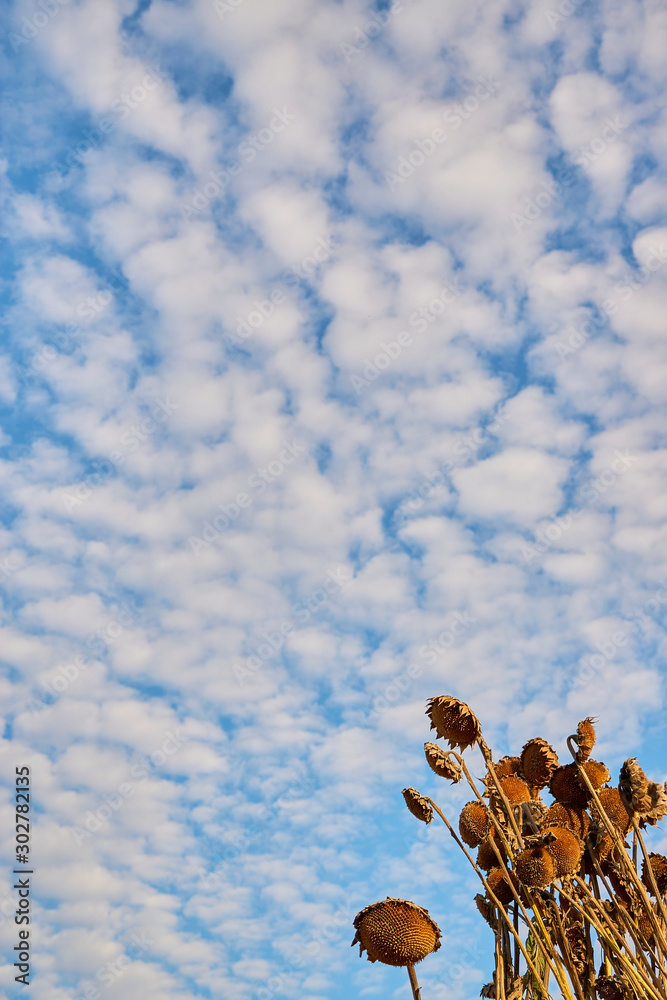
top-left (352, 696), bottom-right (667, 1000)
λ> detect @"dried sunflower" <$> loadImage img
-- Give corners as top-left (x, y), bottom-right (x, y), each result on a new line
top-left (494, 756), bottom-right (522, 779)
top-left (550, 760), bottom-right (609, 807)
top-left (641, 853), bottom-right (667, 897)
top-left (459, 800), bottom-right (490, 847)
top-left (575, 716), bottom-right (597, 762)
top-left (544, 801), bottom-right (591, 839)
top-left (352, 897), bottom-right (441, 966)
top-left (596, 974), bottom-right (634, 1000)
top-left (542, 825), bottom-right (584, 878)
top-left (520, 737), bottom-right (559, 788)
top-left (486, 865), bottom-right (520, 907)
top-left (515, 845), bottom-right (556, 889)
top-left (402, 787), bottom-right (433, 825)
top-left (477, 828), bottom-right (507, 871)
top-left (619, 757), bottom-right (650, 812)
top-left (426, 695), bottom-right (481, 751)
top-left (424, 742), bottom-right (462, 782)
top-left (591, 786), bottom-right (631, 836)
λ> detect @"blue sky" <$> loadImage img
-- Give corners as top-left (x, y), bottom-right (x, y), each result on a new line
top-left (0, 0), bottom-right (666, 998)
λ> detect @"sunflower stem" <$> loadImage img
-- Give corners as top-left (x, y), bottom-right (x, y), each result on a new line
top-left (407, 962), bottom-right (421, 999)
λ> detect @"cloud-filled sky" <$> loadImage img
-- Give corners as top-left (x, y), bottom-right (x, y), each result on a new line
top-left (0, 0), bottom-right (666, 997)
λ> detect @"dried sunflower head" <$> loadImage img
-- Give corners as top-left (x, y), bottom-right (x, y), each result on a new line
top-left (402, 787), bottom-right (433, 825)
top-left (638, 781), bottom-right (667, 827)
top-left (426, 695), bottom-right (481, 752)
top-left (591, 787), bottom-right (631, 836)
top-left (596, 974), bottom-right (634, 1000)
top-left (494, 756), bottom-right (522, 780)
top-left (542, 825), bottom-right (584, 878)
top-left (459, 800), bottom-right (490, 847)
top-left (619, 757), bottom-right (649, 812)
top-left (475, 893), bottom-right (496, 928)
top-left (486, 865), bottom-right (520, 907)
top-left (477, 828), bottom-right (507, 871)
top-left (550, 760), bottom-right (609, 807)
top-left (424, 742), bottom-right (462, 782)
top-left (515, 845), bottom-right (556, 889)
top-left (496, 774), bottom-right (531, 805)
top-left (544, 801), bottom-right (591, 839)
top-left (352, 897), bottom-right (441, 966)
top-left (520, 737), bottom-right (559, 788)
top-left (641, 853), bottom-right (667, 897)
top-left (575, 716), bottom-right (597, 762)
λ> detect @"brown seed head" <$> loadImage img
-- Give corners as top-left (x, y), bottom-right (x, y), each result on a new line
top-left (426, 695), bottom-right (481, 751)
top-left (550, 763), bottom-right (588, 806)
top-left (497, 774), bottom-right (531, 805)
top-left (515, 845), bottom-right (556, 889)
top-left (424, 742), bottom-right (462, 782)
top-left (619, 757), bottom-right (650, 812)
top-left (544, 801), bottom-right (591, 839)
top-left (542, 825), bottom-right (584, 878)
top-left (596, 975), bottom-right (634, 1000)
top-left (641, 853), bottom-right (667, 897)
top-left (477, 828), bottom-right (507, 871)
top-left (402, 787), bottom-right (433, 825)
top-left (494, 756), bottom-right (522, 780)
top-left (575, 716), bottom-right (596, 762)
top-left (459, 800), bottom-right (489, 847)
top-left (351, 897), bottom-right (441, 967)
top-left (486, 866), bottom-right (520, 907)
top-left (550, 760), bottom-right (609, 807)
top-left (582, 759), bottom-right (610, 789)
top-left (520, 737), bottom-right (560, 788)
top-left (591, 787), bottom-right (631, 836)
top-left (475, 893), bottom-right (496, 928)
